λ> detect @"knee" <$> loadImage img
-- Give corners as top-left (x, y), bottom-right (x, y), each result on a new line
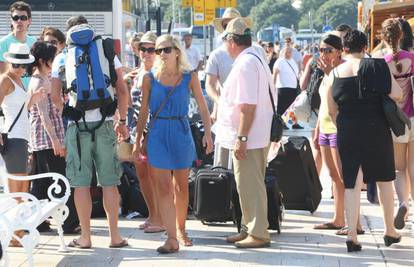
top-left (157, 178), bottom-right (173, 196)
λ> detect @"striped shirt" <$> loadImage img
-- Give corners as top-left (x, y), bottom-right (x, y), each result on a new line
top-left (29, 75), bottom-right (65, 151)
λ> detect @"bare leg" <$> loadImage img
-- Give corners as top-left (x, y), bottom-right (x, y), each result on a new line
top-left (102, 186), bottom-right (124, 245)
top-left (345, 169), bottom-right (363, 243)
top-left (310, 129), bottom-right (322, 176)
top-left (151, 166), bottom-right (179, 251)
top-left (393, 143), bottom-right (409, 207)
top-left (8, 173), bottom-right (30, 193)
top-left (173, 169), bottom-right (192, 246)
top-left (407, 141), bottom-right (414, 211)
top-left (320, 146), bottom-right (345, 226)
top-left (134, 160), bottom-right (162, 226)
top-left (377, 181), bottom-right (400, 238)
top-left (74, 187), bottom-right (92, 247)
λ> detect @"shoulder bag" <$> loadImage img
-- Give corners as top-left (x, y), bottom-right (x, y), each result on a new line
top-left (0, 103), bottom-right (25, 155)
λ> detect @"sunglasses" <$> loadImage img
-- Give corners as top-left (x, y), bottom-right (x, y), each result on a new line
top-left (46, 40), bottom-right (58, 46)
top-left (139, 47), bottom-right (155, 54)
top-left (155, 47), bottom-right (173, 55)
top-left (11, 15), bottom-right (28, 21)
top-left (320, 47), bottom-right (334, 54)
top-left (11, 63), bottom-right (28, 69)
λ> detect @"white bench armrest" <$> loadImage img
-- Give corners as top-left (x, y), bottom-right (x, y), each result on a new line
top-left (0, 192), bottom-right (42, 229)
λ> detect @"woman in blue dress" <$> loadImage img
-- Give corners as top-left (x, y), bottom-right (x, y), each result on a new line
top-left (133, 34), bottom-right (213, 253)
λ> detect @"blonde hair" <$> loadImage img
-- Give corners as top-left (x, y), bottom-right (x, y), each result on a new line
top-left (154, 34), bottom-right (192, 77)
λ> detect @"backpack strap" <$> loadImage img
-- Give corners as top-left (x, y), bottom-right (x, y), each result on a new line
top-left (102, 38), bottom-right (118, 87)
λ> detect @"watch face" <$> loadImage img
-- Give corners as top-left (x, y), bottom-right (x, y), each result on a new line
top-left (239, 136), bottom-right (247, 142)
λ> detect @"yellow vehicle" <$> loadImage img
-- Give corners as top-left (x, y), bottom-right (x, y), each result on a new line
top-left (359, 0), bottom-right (414, 51)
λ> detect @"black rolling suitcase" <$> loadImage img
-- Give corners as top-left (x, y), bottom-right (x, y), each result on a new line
top-left (193, 148), bottom-right (234, 223)
top-left (232, 168), bottom-right (283, 233)
top-left (269, 136), bottom-right (322, 213)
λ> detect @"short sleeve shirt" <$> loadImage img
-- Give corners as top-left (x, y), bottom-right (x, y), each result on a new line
top-left (215, 47), bottom-right (274, 150)
top-left (205, 45), bottom-right (233, 86)
top-left (185, 46), bottom-right (201, 70)
top-left (0, 33), bottom-right (37, 89)
top-left (274, 58), bottom-right (299, 89)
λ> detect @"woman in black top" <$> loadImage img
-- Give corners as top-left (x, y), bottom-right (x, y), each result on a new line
top-left (326, 30), bottom-right (402, 252)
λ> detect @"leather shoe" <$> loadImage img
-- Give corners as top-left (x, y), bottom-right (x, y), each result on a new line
top-left (226, 232), bottom-right (248, 243)
top-left (234, 235), bottom-right (270, 248)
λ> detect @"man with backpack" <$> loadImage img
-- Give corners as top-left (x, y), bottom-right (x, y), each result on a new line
top-left (51, 16), bottom-right (129, 249)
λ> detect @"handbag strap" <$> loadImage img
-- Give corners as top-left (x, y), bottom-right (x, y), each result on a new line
top-left (7, 103), bottom-right (25, 133)
top-left (247, 52), bottom-right (277, 115)
top-left (286, 60), bottom-right (300, 87)
top-left (147, 73), bottom-right (183, 131)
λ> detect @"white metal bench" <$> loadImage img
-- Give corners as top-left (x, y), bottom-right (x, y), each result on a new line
top-left (0, 172), bottom-right (70, 267)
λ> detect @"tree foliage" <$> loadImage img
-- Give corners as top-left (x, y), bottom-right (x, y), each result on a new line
top-left (250, 0), bottom-right (300, 32)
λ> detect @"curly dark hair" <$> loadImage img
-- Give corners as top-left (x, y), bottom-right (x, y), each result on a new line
top-left (342, 29), bottom-right (367, 54)
top-left (27, 41), bottom-right (57, 76)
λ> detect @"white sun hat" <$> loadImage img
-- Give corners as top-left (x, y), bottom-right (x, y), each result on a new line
top-left (3, 43), bottom-right (35, 64)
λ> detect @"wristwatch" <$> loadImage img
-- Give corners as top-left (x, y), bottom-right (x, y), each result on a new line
top-left (238, 136), bottom-right (248, 142)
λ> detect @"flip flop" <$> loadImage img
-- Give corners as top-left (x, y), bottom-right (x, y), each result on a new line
top-left (144, 225), bottom-right (166, 233)
top-left (156, 238), bottom-right (179, 254)
top-left (68, 239), bottom-right (91, 249)
top-left (313, 222), bottom-right (344, 230)
top-left (109, 239), bottom-right (129, 248)
top-left (139, 221), bottom-right (150, 230)
top-left (335, 227), bottom-right (365, 236)
top-left (177, 231), bottom-right (193, 247)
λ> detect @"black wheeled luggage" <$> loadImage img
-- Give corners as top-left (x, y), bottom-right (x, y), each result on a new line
top-left (232, 168), bottom-right (283, 233)
top-left (269, 136), bottom-right (322, 213)
top-left (193, 166), bottom-right (234, 223)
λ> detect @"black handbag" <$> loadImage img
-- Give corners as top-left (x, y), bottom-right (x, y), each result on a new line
top-left (382, 95), bottom-right (411, 137)
top-left (0, 103), bottom-right (25, 154)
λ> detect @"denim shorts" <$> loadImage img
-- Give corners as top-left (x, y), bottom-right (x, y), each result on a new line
top-left (319, 133), bottom-right (337, 148)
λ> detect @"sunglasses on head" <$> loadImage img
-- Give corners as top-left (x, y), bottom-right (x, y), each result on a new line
top-left (320, 47), bottom-right (334, 54)
top-left (155, 47), bottom-right (173, 55)
top-left (139, 47), bottom-right (155, 54)
top-left (11, 63), bottom-right (28, 69)
top-left (11, 15), bottom-right (28, 21)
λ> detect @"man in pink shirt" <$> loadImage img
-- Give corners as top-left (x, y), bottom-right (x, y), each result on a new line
top-left (216, 18), bottom-right (275, 248)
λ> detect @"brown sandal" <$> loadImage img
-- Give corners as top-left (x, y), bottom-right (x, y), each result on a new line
top-left (177, 231), bottom-right (193, 247)
top-left (156, 238), bottom-right (179, 254)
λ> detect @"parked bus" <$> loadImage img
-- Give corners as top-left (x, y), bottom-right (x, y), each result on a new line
top-left (0, 0), bottom-right (147, 66)
top-left (257, 26), bottom-right (296, 45)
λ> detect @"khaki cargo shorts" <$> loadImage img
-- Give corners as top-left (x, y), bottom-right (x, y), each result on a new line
top-left (65, 121), bottom-right (122, 187)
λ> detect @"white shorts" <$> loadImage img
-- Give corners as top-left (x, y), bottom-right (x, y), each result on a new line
top-left (392, 117), bottom-right (414, 143)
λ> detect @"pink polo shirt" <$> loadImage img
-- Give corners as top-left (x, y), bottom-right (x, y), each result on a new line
top-left (215, 47), bottom-right (275, 150)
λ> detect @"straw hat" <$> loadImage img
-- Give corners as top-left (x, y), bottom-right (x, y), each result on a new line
top-left (222, 17), bottom-right (252, 37)
top-left (3, 43), bottom-right (34, 64)
top-left (139, 31), bottom-right (157, 45)
top-left (213, 7), bottom-right (252, 33)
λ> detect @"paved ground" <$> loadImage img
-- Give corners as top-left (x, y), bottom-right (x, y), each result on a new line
top-left (2, 129), bottom-right (414, 266)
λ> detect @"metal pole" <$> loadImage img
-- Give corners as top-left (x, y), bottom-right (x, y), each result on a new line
top-left (203, 24), bottom-right (207, 65)
top-left (309, 11), bottom-right (314, 51)
top-left (172, 0), bottom-right (175, 26)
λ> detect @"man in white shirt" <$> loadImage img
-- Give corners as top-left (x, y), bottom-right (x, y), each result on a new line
top-left (217, 17), bottom-right (274, 249)
top-left (183, 33), bottom-right (202, 71)
top-left (285, 37), bottom-right (303, 70)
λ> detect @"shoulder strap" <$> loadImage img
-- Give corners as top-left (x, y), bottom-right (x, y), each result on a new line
top-left (147, 76), bottom-right (182, 131)
top-left (102, 38), bottom-right (118, 87)
top-left (7, 103), bottom-right (25, 133)
top-left (247, 52), bottom-right (277, 116)
top-left (286, 60), bottom-right (299, 80)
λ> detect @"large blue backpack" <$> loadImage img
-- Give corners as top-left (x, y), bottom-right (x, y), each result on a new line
top-left (65, 24), bottom-right (117, 118)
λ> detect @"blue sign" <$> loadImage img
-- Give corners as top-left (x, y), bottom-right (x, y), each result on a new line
top-left (322, 25), bottom-right (333, 33)
top-left (272, 23), bottom-right (280, 42)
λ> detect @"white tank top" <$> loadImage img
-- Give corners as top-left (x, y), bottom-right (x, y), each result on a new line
top-left (1, 75), bottom-right (29, 141)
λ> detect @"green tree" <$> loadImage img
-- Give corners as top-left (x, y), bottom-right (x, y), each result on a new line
top-left (250, 0), bottom-right (300, 32)
top-left (299, 0), bottom-right (358, 31)
top-left (238, 0), bottom-right (256, 17)
top-left (300, 0), bottom-right (326, 14)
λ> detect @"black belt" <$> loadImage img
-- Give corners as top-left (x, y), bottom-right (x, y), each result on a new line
top-left (156, 115), bottom-right (188, 120)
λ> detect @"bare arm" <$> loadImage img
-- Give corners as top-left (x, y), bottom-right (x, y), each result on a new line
top-left (205, 74), bottom-right (220, 104)
top-left (133, 74), bottom-right (151, 156)
top-left (300, 59), bottom-right (313, 91)
top-left (234, 103), bottom-right (256, 160)
top-left (114, 67), bottom-right (130, 140)
top-left (0, 75), bottom-right (12, 106)
top-left (50, 77), bottom-right (63, 111)
top-left (389, 68), bottom-right (402, 101)
top-left (272, 67), bottom-right (279, 86)
top-left (190, 72), bottom-right (213, 154)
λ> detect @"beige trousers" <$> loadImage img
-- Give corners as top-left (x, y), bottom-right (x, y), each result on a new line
top-left (233, 146), bottom-right (270, 241)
